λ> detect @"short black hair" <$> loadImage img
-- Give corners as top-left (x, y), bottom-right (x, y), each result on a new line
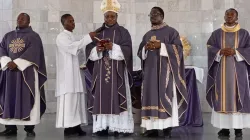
top-left (61, 14), bottom-right (72, 25)
top-left (152, 6), bottom-right (164, 18)
top-left (226, 8), bottom-right (238, 17)
top-left (20, 13), bottom-right (30, 22)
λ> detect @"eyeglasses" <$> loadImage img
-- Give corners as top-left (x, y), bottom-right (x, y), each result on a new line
top-left (105, 15), bottom-right (117, 19)
top-left (148, 13), bottom-right (161, 17)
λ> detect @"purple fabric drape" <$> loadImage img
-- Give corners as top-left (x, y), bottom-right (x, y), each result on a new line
top-left (180, 68), bottom-right (203, 127)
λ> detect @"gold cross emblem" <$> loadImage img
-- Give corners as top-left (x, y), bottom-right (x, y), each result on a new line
top-left (150, 36), bottom-right (160, 42)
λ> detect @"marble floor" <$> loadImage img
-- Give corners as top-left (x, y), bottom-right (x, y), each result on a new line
top-left (0, 113), bottom-right (249, 140)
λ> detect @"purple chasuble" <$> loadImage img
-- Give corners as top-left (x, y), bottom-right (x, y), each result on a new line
top-left (137, 25), bottom-right (188, 120)
top-left (207, 26), bottom-right (250, 113)
top-left (86, 23), bottom-right (133, 115)
top-left (0, 27), bottom-right (47, 120)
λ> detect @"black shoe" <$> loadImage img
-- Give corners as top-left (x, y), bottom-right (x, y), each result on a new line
top-left (114, 131), bottom-right (119, 137)
top-left (121, 132), bottom-right (133, 137)
top-left (74, 125), bottom-right (86, 136)
top-left (93, 129), bottom-right (109, 137)
top-left (235, 129), bottom-right (242, 138)
top-left (142, 130), bottom-right (158, 137)
top-left (26, 131), bottom-right (35, 137)
top-left (218, 129), bottom-right (230, 137)
top-left (163, 127), bottom-right (172, 139)
top-left (64, 128), bottom-right (77, 137)
top-left (0, 129), bottom-right (17, 136)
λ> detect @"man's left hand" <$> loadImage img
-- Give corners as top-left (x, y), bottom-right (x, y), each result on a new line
top-left (104, 42), bottom-right (113, 50)
top-left (145, 41), bottom-right (161, 50)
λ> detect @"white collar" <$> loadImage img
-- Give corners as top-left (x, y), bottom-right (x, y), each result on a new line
top-left (63, 29), bottom-right (73, 35)
top-left (225, 24), bottom-right (236, 29)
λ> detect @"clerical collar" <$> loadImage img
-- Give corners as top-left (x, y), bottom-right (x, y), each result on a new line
top-left (15, 26), bottom-right (33, 33)
top-left (105, 23), bottom-right (118, 28)
top-left (151, 22), bottom-right (167, 30)
top-left (221, 23), bottom-right (240, 32)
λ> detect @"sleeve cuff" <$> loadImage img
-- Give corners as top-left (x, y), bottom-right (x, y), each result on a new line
top-left (109, 43), bottom-right (124, 60)
top-left (80, 64), bottom-right (86, 69)
top-left (235, 50), bottom-right (244, 62)
top-left (89, 47), bottom-right (102, 61)
top-left (215, 51), bottom-right (222, 62)
top-left (83, 34), bottom-right (93, 46)
top-left (142, 47), bottom-right (148, 60)
top-left (160, 43), bottom-right (168, 57)
top-left (13, 58), bottom-right (32, 71)
top-left (0, 56), bottom-right (12, 71)
top-left (78, 34), bottom-right (93, 50)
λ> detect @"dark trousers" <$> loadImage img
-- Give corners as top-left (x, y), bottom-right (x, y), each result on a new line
top-left (5, 125), bottom-right (35, 132)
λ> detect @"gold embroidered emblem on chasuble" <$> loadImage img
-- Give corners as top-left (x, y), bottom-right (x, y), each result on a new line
top-left (9, 38), bottom-right (25, 53)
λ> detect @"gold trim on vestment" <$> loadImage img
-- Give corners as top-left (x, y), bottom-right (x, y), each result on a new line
top-left (234, 31), bottom-right (238, 112)
top-left (0, 61), bottom-right (47, 120)
top-left (99, 59), bottom-right (102, 113)
top-left (28, 61), bottom-right (47, 103)
top-left (159, 56), bottom-right (171, 116)
top-left (222, 31), bottom-right (226, 112)
top-left (141, 106), bottom-right (166, 113)
top-left (172, 45), bottom-right (187, 89)
top-left (165, 94), bottom-right (172, 106)
top-left (218, 30), bottom-right (243, 113)
top-left (206, 44), bottom-right (219, 97)
top-left (221, 24), bottom-right (241, 32)
top-left (207, 45), bottom-right (212, 48)
top-left (215, 85), bottom-right (219, 102)
top-left (160, 98), bottom-right (171, 115)
top-left (91, 76), bottom-right (98, 98)
top-left (164, 44), bottom-right (188, 119)
top-left (178, 98), bottom-right (184, 109)
top-left (141, 117), bottom-right (159, 120)
top-left (111, 56), bottom-right (114, 113)
top-left (215, 111), bottom-right (250, 114)
top-left (165, 63), bottom-right (170, 88)
top-left (234, 31), bottom-right (243, 111)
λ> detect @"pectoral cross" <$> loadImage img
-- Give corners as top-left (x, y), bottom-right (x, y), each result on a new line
top-left (150, 36), bottom-right (160, 42)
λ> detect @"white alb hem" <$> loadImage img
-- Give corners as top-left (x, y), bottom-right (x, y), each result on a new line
top-left (211, 109), bottom-right (250, 129)
top-left (141, 82), bottom-right (179, 130)
top-left (0, 67), bottom-right (40, 125)
top-left (56, 92), bottom-right (88, 128)
top-left (92, 69), bottom-right (134, 133)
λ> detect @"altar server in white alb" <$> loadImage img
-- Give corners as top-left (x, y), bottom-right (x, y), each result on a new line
top-left (55, 14), bottom-right (96, 136)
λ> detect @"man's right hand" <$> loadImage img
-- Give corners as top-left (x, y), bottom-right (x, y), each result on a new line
top-left (7, 61), bottom-right (17, 70)
top-left (89, 32), bottom-right (97, 39)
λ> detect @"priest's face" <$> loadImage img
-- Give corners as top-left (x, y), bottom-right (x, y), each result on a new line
top-left (17, 13), bottom-right (30, 28)
top-left (149, 8), bottom-right (163, 25)
top-left (224, 9), bottom-right (238, 26)
top-left (104, 11), bottom-right (117, 26)
top-left (63, 16), bottom-right (75, 32)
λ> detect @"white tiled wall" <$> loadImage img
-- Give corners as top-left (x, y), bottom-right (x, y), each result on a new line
top-left (1, 0), bottom-right (249, 113)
